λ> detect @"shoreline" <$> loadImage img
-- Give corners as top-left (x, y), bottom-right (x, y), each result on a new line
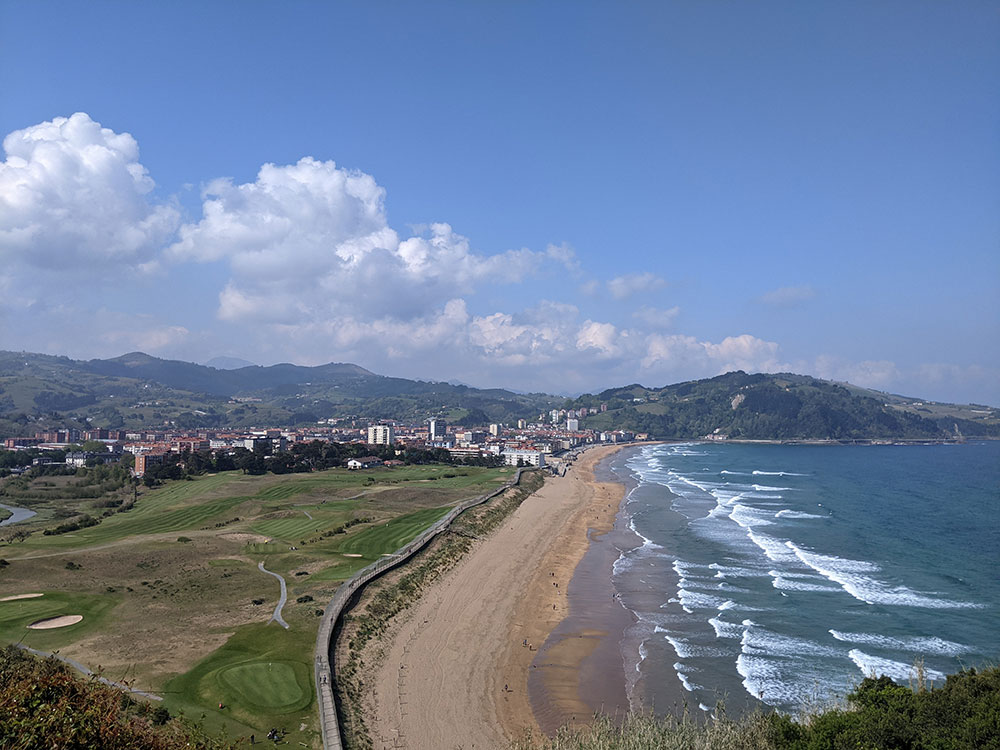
top-left (364, 444), bottom-right (629, 749)
top-left (525, 447), bottom-right (635, 734)
top-left (493, 444), bottom-right (631, 742)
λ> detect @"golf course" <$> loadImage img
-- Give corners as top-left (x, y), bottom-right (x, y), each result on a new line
top-left (0, 462), bottom-right (514, 746)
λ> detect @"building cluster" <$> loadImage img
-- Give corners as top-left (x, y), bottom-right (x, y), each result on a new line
top-left (3, 414), bottom-right (645, 477)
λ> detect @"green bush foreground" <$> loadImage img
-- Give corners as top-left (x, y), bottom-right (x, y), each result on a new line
top-left (514, 666), bottom-right (1000, 750)
top-left (0, 645), bottom-right (238, 750)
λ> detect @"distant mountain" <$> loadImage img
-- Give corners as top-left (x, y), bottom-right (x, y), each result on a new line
top-left (0, 351), bottom-right (560, 435)
top-left (0, 351), bottom-right (995, 440)
top-left (204, 356), bottom-right (257, 370)
top-left (569, 371), bottom-right (1000, 440)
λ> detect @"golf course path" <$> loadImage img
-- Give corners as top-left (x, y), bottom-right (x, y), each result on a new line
top-left (16, 644), bottom-right (163, 701)
top-left (258, 561), bottom-right (289, 629)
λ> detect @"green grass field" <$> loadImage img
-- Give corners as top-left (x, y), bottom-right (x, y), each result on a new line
top-left (0, 463), bottom-right (512, 743)
top-left (0, 591), bottom-right (119, 652)
top-left (333, 505), bottom-right (452, 558)
top-left (164, 622), bottom-right (316, 744)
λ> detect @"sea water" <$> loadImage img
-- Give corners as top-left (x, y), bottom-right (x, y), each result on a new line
top-left (607, 441), bottom-right (1000, 716)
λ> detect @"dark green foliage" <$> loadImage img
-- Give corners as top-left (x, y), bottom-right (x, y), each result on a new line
top-left (0, 645), bottom-right (238, 749)
top-left (769, 668), bottom-right (1000, 750)
top-left (577, 371), bottom-right (991, 440)
top-left (45, 514), bottom-right (100, 535)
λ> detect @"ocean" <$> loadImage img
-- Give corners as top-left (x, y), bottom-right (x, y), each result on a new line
top-left (604, 441), bottom-right (1000, 716)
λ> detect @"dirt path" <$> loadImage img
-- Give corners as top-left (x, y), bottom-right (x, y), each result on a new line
top-left (258, 561), bottom-right (289, 629)
top-left (365, 446), bottom-right (623, 749)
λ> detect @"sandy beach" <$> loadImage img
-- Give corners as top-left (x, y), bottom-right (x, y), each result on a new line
top-left (365, 445), bottom-right (627, 749)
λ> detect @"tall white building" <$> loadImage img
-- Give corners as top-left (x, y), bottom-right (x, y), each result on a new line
top-left (367, 424), bottom-right (395, 445)
top-left (566, 418), bottom-right (579, 431)
top-left (489, 423), bottom-right (502, 437)
top-left (428, 418), bottom-right (447, 442)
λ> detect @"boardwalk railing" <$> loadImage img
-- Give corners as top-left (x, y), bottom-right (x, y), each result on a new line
top-left (314, 468), bottom-right (526, 750)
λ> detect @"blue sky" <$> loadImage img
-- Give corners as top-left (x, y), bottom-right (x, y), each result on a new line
top-left (1, 1), bottom-right (998, 403)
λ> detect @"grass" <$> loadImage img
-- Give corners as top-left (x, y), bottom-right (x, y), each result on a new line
top-left (0, 591), bottom-right (119, 652)
top-left (0, 463), bottom-right (511, 746)
top-left (332, 505), bottom-right (452, 558)
top-left (163, 623), bottom-right (316, 745)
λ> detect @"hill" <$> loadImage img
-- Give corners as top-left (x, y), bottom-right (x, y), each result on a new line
top-left (0, 351), bottom-right (559, 435)
top-left (569, 371), bottom-right (1000, 440)
top-left (0, 351), bottom-right (996, 440)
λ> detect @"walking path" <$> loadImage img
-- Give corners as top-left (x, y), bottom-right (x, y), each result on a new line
top-left (16, 644), bottom-right (163, 701)
top-left (258, 561), bottom-right (289, 629)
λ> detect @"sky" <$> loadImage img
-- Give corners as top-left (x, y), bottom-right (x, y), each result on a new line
top-left (1, 1), bottom-right (998, 404)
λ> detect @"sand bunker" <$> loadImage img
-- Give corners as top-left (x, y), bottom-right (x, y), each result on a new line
top-left (342, 553), bottom-right (363, 558)
top-left (28, 615), bottom-right (83, 630)
top-left (0, 593), bottom-right (44, 602)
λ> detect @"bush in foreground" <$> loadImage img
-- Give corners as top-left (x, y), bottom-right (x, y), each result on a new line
top-left (0, 646), bottom-right (238, 750)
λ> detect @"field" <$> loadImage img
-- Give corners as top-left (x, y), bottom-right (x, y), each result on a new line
top-left (0, 463), bottom-right (512, 745)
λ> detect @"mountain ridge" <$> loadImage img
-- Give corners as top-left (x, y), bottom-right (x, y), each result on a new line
top-left (0, 350), bottom-right (996, 440)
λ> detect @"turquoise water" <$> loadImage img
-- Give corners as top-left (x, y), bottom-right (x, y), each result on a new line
top-left (608, 441), bottom-right (1000, 715)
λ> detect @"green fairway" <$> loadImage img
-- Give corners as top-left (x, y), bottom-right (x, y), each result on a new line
top-left (0, 591), bottom-right (118, 651)
top-left (334, 505), bottom-right (451, 558)
top-left (250, 514), bottom-right (335, 541)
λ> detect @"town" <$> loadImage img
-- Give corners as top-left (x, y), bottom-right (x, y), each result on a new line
top-left (1, 408), bottom-right (646, 478)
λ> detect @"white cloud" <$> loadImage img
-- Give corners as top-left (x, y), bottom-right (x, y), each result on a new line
top-left (0, 113), bottom-right (178, 271)
top-left (641, 332), bottom-right (782, 377)
top-left (607, 272), bottom-right (666, 300)
top-left (633, 305), bottom-right (680, 329)
top-left (168, 157), bottom-right (575, 326)
top-left (758, 284), bottom-right (816, 306)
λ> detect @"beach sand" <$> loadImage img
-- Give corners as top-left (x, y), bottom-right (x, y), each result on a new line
top-left (366, 445), bottom-right (627, 749)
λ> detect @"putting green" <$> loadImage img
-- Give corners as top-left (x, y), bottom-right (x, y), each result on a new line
top-left (217, 660), bottom-right (310, 712)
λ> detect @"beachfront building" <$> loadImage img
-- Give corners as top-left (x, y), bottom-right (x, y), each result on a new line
top-left (502, 449), bottom-right (546, 468)
top-left (367, 424), bottom-right (395, 445)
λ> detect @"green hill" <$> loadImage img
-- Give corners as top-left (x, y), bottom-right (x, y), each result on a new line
top-left (1, 351), bottom-right (996, 440)
top-left (570, 371), bottom-right (1000, 440)
top-left (0, 351), bottom-right (559, 435)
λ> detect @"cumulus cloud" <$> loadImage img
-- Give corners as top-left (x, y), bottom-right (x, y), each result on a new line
top-left (641, 333), bottom-right (782, 377)
top-left (11, 114), bottom-right (982, 402)
top-left (758, 284), bottom-right (816, 306)
top-left (607, 272), bottom-right (666, 300)
top-left (0, 112), bottom-right (178, 271)
top-left (168, 157), bottom-right (575, 325)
